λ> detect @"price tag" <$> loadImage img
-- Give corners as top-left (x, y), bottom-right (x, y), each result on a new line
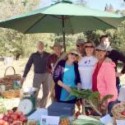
top-left (41, 115), bottom-right (60, 125)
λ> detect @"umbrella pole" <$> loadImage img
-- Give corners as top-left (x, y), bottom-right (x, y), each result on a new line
top-left (62, 16), bottom-right (66, 52)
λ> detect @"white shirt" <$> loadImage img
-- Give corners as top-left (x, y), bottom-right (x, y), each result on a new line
top-left (78, 56), bottom-right (98, 89)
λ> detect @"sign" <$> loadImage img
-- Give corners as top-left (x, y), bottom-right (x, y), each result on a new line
top-left (41, 115), bottom-right (60, 125)
top-left (100, 114), bottom-right (113, 124)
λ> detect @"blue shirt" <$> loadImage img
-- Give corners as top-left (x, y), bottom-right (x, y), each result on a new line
top-left (60, 64), bottom-right (76, 101)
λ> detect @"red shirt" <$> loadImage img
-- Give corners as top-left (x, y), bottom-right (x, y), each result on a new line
top-left (92, 61), bottom-right (103, 91)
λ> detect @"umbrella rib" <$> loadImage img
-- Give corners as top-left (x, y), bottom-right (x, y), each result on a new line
top-left (24, 15), bottom-right (47, 33)
top-left (94, 17), bottom-right (116, 29)
top-left (51, 15), bottom-right (74, 33)
top-left (52, 15), bottom-right (69, 20)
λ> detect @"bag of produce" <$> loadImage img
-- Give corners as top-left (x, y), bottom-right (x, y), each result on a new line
top-left (71, 115), bottom-right (103, 125)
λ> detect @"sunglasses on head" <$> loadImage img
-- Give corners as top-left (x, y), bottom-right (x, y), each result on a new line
top-left (70, 53), bottom-right (78, 57)
top-left (96, 49), bottom-right (106, 52)
top-left (85, 45), bottom-right (94, 48)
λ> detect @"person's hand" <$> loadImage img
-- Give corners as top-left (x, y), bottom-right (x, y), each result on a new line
top-left (58, 80), bottom-right (71, 92)
top-left (20, 77), bottom-right (25, 84)
top-left (65, 85), bottom-right (71, 93)
top-left (77, 83), bottom-right (82, 90)
top-left (116, 72), bottom-right (122, 77)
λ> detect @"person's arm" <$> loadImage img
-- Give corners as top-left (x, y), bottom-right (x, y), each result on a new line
top-left (58, 80), bottom-right (71, 92)
top-left (103, 63), bottom-right (118, 102)
top-left (53, 60), bottom-right (71, 92)
top-left (53, 61), bottom-right (63, 83)
top-left (23, 54), bottom-right (33, 78)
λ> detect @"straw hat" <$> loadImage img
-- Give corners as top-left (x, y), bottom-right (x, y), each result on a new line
top-left (68, 49), bottom-right (80, 56)
top-left (50, 42), bottom-right (63, 49)
top-left (76, 38), bottom-right (86, 45)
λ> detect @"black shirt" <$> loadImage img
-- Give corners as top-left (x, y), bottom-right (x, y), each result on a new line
top-left (108, 49), bottom-right (125, 74)
top-left (108, 49), bottom-right (125, 85)
top-left (23, 51), bottom-right (50, 77)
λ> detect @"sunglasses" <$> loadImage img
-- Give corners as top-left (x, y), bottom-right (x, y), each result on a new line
top-left (96, 49), bottom-right (106, 52)
top-left (85, 45), bottom-right (94, 48)
top-left (70, 53), bottom-right (78, 57)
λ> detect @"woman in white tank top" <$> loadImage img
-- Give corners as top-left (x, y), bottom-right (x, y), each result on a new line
top-left (78, 41), bottom-right (98, 90)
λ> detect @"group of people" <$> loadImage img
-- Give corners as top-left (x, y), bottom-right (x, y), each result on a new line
top-left (21, 35), bottom-right (125, 115)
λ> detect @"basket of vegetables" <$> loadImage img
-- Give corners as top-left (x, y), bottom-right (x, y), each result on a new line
top-left (111, 102), bottom-right (125, 120)
top-left (0, 66), bottom-right (21, 90)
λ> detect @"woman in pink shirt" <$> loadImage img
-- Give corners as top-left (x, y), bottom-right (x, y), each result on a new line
top-left (92, 44), bottom-right (118, 105)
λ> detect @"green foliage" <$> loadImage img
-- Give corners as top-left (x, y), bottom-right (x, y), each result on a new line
top-left (69, 88), bottom-right (113, 116)
top-left (0, 0), bottom-right (40, 58)
top-left (85, 24), bottom-right (125, 52)
top-left (69, 87), bottom-right (100, 101)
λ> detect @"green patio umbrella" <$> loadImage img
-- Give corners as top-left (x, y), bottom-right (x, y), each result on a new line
top-left (0, 0), bottom-right (123, 51)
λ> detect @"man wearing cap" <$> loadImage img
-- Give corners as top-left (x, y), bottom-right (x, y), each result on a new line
top-left (21, 41), bottom-right (50, 108)
top-left (100, 35), bottom-right (125, 92)
top-left (76, 38), bottom-right (85, 57)
top-left (47, 42), bottom-right (66, 101)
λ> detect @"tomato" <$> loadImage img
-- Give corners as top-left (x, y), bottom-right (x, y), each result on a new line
top-left (8, 110), bottom-right (13, 115)
top-left (2, 116), bottom-right (8, 121)
top-left (0, 120), bottom-right (9, 125)
top-left (16, 111), bottom-right (23, 116)
top-left (11, 114), bottom-right (18, 121)
top-left (121, 111), bottom-right (125, 116)
top-left (8, 117), bottom-right (13, 123)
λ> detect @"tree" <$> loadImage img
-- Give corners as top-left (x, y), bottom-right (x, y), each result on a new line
top-left (0, 0), bottom-right (40, 59)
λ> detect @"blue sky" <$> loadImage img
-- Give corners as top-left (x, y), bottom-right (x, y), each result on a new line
top-left (85, 0), bottom-right (124, 10)
top-left (40, 0), bottom-right (125, 10)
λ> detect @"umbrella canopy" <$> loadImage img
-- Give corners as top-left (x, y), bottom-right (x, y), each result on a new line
top-left (0, 1), bottom-right (123, 51)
